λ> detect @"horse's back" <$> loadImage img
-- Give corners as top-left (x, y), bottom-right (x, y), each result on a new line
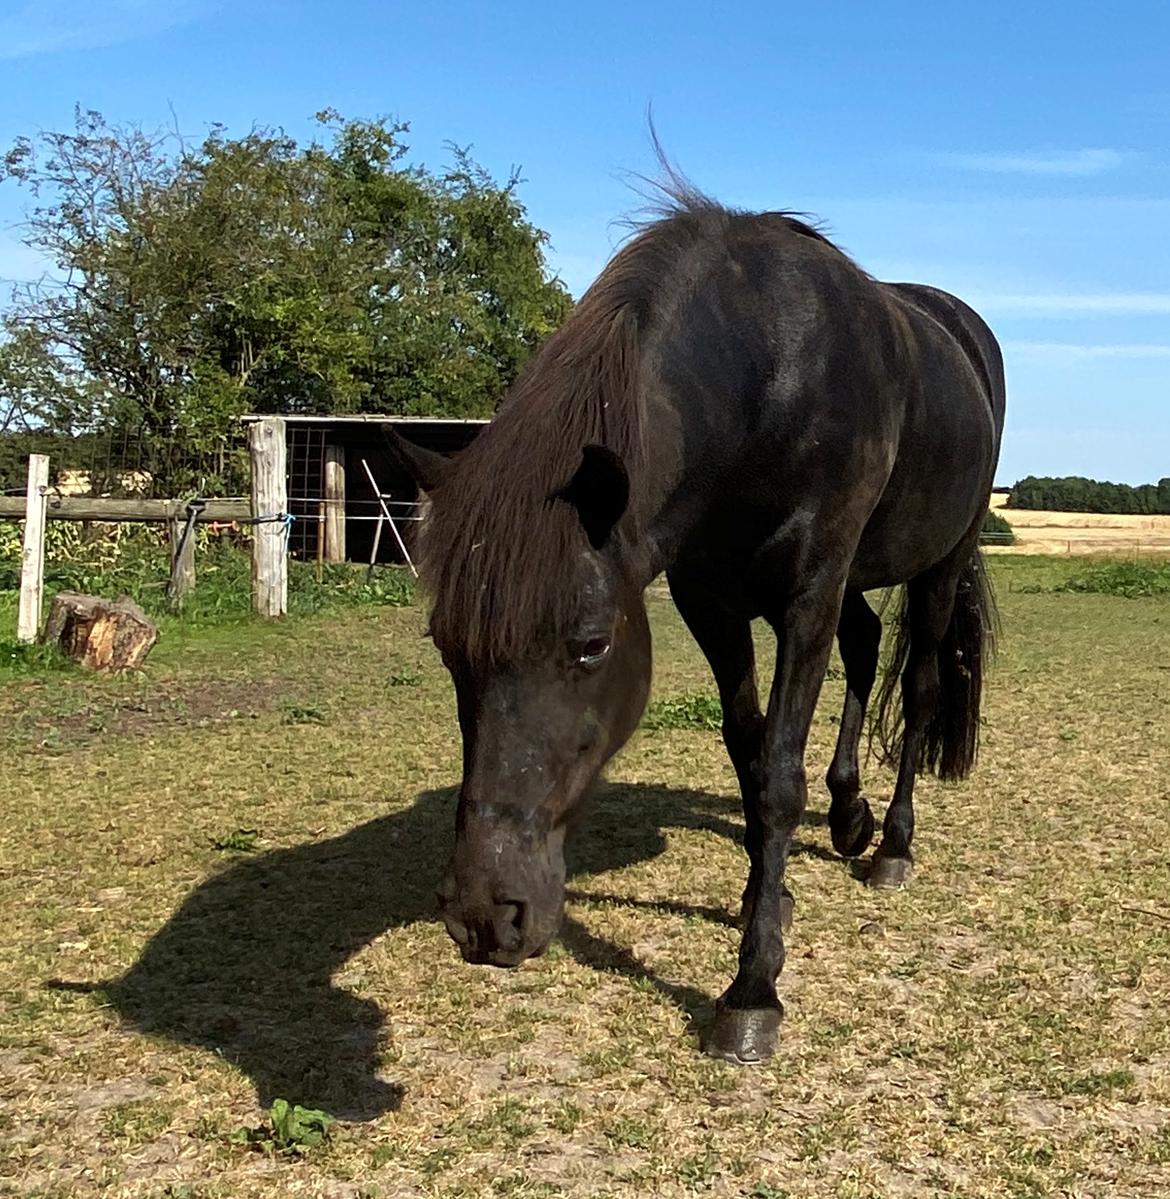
top-left (648, 215), bottom-right (1005, 595)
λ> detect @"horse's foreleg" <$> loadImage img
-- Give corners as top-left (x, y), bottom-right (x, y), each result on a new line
top-left (709, 580), bottom-right (843, 1064)
top-left (666, 574), bottom-right (792, 927)
top-left (826, 589), bottom-right (881, 858)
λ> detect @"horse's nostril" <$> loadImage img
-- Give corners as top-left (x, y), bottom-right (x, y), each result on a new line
top-left (495, 901), bottom-right (527, 950)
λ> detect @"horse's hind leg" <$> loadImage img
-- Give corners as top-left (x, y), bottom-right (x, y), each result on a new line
top-left (667, 573), bottom-right (795, 930)
top-left (869, 563), bottom-right (962, 889)
top-left (826, 589), bottom-right (880, 858)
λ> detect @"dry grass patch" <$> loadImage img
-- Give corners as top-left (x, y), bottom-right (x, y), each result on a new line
top-left (1, 557), bottom-right (1168, 1197)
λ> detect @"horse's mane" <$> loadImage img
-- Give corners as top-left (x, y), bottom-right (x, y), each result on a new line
top-left (419, 181), bottom-right (835, 665)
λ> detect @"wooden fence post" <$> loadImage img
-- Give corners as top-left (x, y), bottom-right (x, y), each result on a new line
top-left (249, 418), bottom-right (287, 618)
top-left (323, 443), bottom-right (346, 563)
top-left (17, 454), bottom-right (49, 643)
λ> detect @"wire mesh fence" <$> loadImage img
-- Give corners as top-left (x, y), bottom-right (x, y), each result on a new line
top-left (0, 423), bottom-right (249, 502)
top-left (287, 423), bottom-right (326, 560)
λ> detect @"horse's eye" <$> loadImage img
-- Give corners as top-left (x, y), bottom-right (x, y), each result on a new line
top-left (574, 637), bottom-right (611, 668)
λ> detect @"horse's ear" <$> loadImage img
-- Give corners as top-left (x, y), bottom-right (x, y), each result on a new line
top-left (557, 444), bottom-right (629, 550)
top-left (382, 425), bottom-right (451, 494)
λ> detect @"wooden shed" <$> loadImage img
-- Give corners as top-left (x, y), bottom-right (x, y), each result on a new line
top-left (240, 414), bottom-right (486, 565)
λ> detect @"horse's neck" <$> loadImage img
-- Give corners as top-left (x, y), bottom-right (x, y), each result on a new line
top-left (624, 428), bottom-right (712, 586)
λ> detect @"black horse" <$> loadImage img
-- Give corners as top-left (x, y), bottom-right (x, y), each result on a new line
top-left (388, 181), bottom-right (1005, 1065)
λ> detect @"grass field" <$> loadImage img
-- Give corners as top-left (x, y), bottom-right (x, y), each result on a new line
top-left (1, 556), bottom-right (1168, 1198)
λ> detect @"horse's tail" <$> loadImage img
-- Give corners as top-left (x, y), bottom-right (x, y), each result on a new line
top-left (872, 549), bottom-right (998, 781)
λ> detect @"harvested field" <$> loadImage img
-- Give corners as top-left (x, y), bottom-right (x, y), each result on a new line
top-left (1, 555), bottom-right (1168, 1198)
top-left (988, 494), bottom-right (1170, 556)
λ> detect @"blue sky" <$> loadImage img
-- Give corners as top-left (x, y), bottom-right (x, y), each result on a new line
top-left (1, 0), bottom-right (1167, 486)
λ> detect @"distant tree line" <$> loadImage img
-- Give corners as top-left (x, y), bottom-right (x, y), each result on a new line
top-left (0, 108), bottom-right (571, 495)
top-left (1007, 476), bottom-right (1170, 515)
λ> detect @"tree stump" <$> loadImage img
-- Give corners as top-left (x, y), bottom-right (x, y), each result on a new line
top-left (42, 593), bottom-right (159, 672)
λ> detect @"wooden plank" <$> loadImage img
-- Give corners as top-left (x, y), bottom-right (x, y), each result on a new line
top-left (249, 417), bottom-right (287, 618)
top-left (17, 454), bottom-right (49, 643)
top-left (323, 443), bottom-right (346, 563)
top-left (0, 496), bottom-right (250, 522)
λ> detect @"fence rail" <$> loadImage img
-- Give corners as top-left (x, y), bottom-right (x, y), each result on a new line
top-left (0, 496), bottom-right (251, 523)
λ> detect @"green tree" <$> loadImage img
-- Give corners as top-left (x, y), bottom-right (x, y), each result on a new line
top-left (1007, 474), bottom-right (1170, 515)
top-left (0, 108), bottom-right (571, 494)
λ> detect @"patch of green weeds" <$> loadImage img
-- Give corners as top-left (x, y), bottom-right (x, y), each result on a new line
top-left (642, 692), bottom-right (722, 732)
top-left (464, 1099), bottom-right (537, 1150)
top-left (1054, 560), bottom-right (1170, 598)
top-left (1056, 1068), bottom-right (1134, 1097)
top-left (811, 1019), bottom-right (855, 1047)
top-left (229, 1098), bottom-right (335, 1155)
top-left (0, 639), bottom-right (71, 676)
top-left (492, 1175), bottom-right (562, 1197)
top-left (1144, 1124), bottom-right (1170, 1164)
top-left (209, 828), bottom-right (259, 853)
top-left (604, 1117), bottom-right (655, 1149)
top-left (419, 1147), bottom-right (457, 1177)
top-left (751, 1185), bottom-right (791, 1199)
top-left (369, 1142), bottom-right (399, 1168)
top-left (550, 1099), bottom-right (583, 1134)
top-left (100, 1098), bottom-right (174, 1146)
top-left (675, 1148), bottom-right (720, 1189)
top-left (580, 1045), bottom-right (635, 1075)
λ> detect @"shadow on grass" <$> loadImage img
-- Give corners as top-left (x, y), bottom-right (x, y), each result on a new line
top-left (50, 783), bottom-right (838, 1120)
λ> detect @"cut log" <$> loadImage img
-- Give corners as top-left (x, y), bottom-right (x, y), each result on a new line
top-left (42, 593), bottom-right (159, 672)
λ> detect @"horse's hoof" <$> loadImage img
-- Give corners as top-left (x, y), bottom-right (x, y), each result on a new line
top-left (868, 853), bottom-right (913, 890)
top-left (706, 1000), bottom-right (783, 1065)
top-left (830, 798), bottom-right (875, 859)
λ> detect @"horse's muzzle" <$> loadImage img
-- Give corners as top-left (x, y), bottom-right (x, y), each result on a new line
top-left (437, 863), bottom-right (560, 967)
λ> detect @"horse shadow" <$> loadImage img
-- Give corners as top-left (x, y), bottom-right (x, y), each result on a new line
top-left (61, 783), bottom-right (834, 1120)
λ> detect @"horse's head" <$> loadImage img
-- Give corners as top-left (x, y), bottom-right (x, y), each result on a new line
top-left (388, 431), bottom-right (652, 966)
top-left (438, 540), bottom-right (650, 964)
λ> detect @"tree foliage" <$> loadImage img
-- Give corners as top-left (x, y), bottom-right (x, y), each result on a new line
top-left (1008, 475), bottom-right (1170, 515)
top-left (0, 108), bottom-right (571, 493)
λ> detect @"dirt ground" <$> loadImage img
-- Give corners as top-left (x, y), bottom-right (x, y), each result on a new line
top-left (1, 556), bottom-right (1168, 1198)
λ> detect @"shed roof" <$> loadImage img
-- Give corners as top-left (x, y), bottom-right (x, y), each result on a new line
top-left (239, 413), bottom-right (488, 425)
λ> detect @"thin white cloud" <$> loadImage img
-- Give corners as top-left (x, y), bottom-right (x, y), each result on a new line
top-left (937, 148), bottom-right (1128, 177)
top-left (972, 292), bottom-right (1170, 316)
top-left (1005, 341), bottom-right (1170, 362)
top-left (0, 1), bottom-right (210, 60)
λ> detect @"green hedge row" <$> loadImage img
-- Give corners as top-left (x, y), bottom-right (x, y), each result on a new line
top-left (1008, 476), bottom-right (1170, 515)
